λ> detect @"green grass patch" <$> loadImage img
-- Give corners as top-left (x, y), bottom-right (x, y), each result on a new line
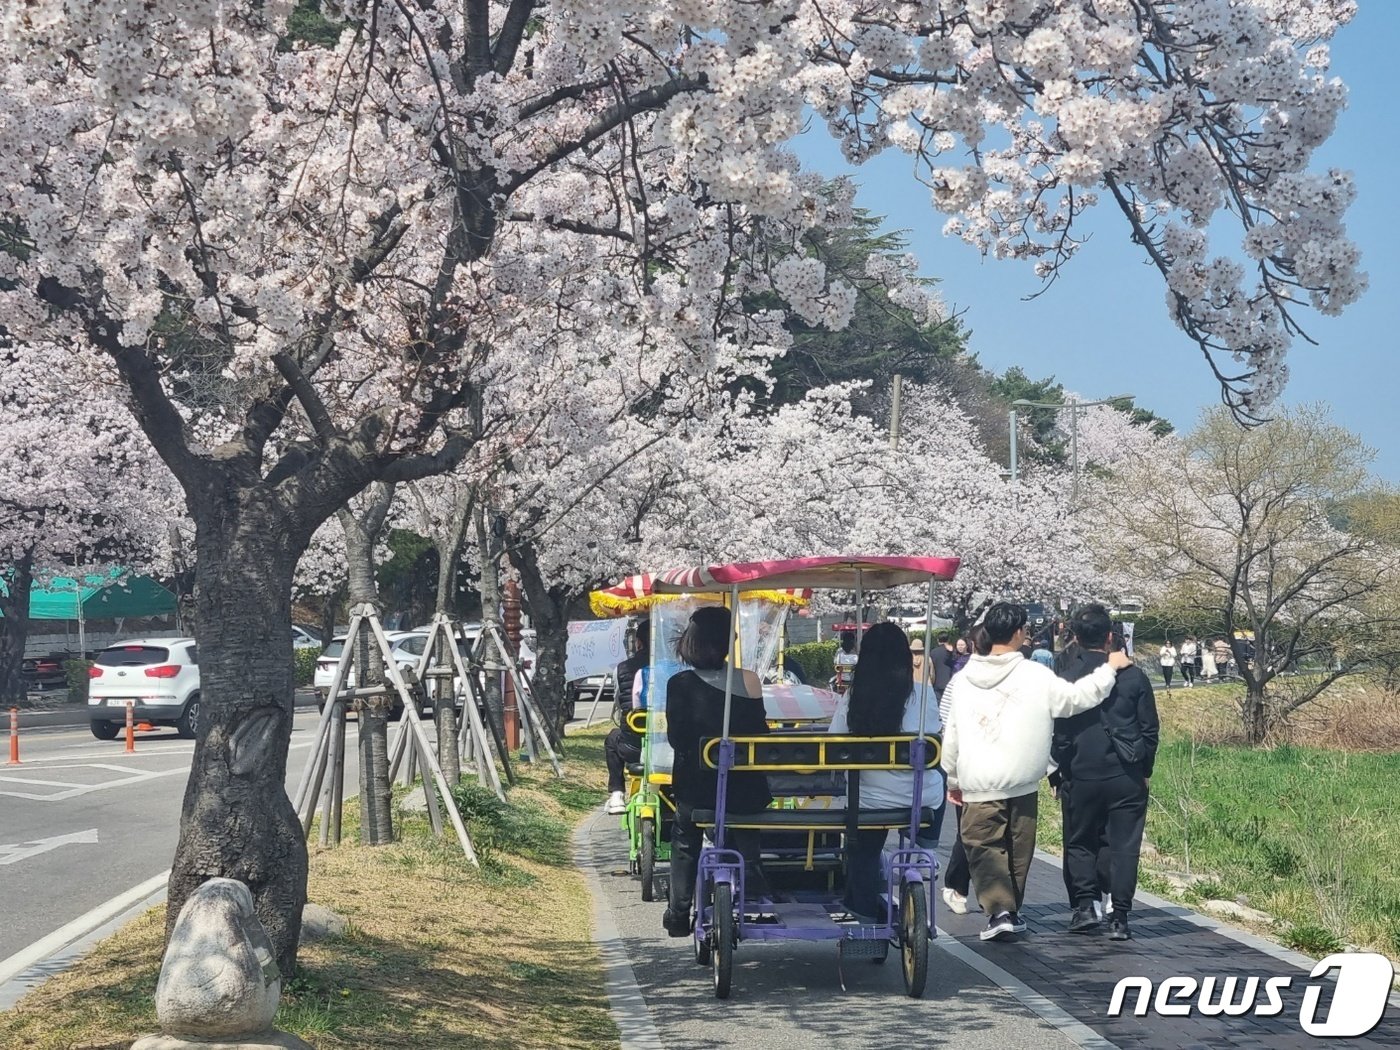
top-left (0, 726), bottom-right (619, 1049)
top-left (1081, 738), bottom-right (1400, 954)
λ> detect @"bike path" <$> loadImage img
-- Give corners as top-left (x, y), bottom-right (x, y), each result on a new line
top-left (578, 809), bottom-right (1398, 1049)
top-left (578, 807), bottom-right (1082, 1050)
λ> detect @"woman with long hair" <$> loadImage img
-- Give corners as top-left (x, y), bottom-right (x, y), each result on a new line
top-left (827, 622), bottom-right (944, 919)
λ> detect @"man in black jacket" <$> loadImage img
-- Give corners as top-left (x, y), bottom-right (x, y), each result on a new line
top-left (1053, 604), bottom-right (1159, 941)
top-left (928, 631), bottom-right (956, 695)
top-left (603, 620), bottom-right (649, 814)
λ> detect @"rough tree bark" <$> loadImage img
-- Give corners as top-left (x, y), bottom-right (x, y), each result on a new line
top-left (338, 482), bottom-right (397, 845)
top-left (0, 552), bottom-right (34, 704)
top-left (167, 479), bottom-right (311, 979)
top-left (509, 538), bottom-right (573, 739)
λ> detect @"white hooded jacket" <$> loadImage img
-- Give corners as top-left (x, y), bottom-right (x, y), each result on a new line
top-left (942, 652), bottom-right (1117, 803)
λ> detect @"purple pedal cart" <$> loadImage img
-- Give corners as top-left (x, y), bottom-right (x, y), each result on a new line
top-left (646, 555), bottom-right (961, 999)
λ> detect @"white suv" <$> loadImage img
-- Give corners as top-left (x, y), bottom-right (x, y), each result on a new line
top-left (313, 631), bottom-right (441, 717)
top-left (88, 638), bottom-right (201, 740)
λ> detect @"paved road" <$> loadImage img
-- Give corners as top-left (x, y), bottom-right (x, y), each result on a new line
top-left (579, 808), bottom-right (1080, 1050)
top-left (0, 709), bottom-right (348, 968)
top-left (579, 809), bottom-right (1400, 1049)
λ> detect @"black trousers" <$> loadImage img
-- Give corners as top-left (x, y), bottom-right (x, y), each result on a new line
top-left (945, 803), bottom-right (971, 896)
top-left (603, 729), bottom-right (641, 793)
top-left (668, 800), bottom-right (767, 919)
top-left (1063, 774), bottom-right (1149, 915)
top-left (844, 808), bottom-right (944, 919)
top-left (1059, 792), bottom-right (1110, 905)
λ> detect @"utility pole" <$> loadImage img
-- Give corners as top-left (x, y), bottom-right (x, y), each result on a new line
top-left (889, 373), bottom-right (903, 449)
top-left (1010, 393), bottom-right (1134, 503)
top-left (1008, 408), bottom-right (1019, 484)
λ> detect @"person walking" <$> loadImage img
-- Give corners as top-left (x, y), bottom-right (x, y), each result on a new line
top-left (1212, 636), bottom-right (1233, 679)
top-left (951, 636), bottom-right (971, 674)
top-left (603, 620), bottom-right (649, 814)
top-left (1052, 605), bottom-right (1159, 941)
top-left (1179, 637), bottom-right (1198, 688)
top-left (940, 626), bottom-right (987, 915)
top-left (942, 603), bottom-right (1134, 941)
top-left (1200, 639), bottom-right (1218, 682)
top-left (928, 631), bottom-right (956, 696)
top-left (1158, 640), bottom-right (1177, 690)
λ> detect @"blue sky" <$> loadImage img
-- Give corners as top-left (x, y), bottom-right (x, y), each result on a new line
top-left (791, 4), bottom-right (1399, 480)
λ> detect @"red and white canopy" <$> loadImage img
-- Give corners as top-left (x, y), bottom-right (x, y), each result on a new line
top-left (650, 555), bottom-right (960, 593)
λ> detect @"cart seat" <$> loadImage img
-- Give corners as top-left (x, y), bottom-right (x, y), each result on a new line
top-left (690, 806), bottom-right (935, 831)
top-left (626, 762), bottom-right (646, 777)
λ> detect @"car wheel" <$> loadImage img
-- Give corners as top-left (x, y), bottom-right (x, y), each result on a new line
top-left (90, 720), bottom-right (120, 741)
top-left (177, 695), bottom-right (200, 739)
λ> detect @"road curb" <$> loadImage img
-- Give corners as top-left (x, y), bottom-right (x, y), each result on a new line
top-left (572, 808), bottom-right (665, 1050)
top-left (9, 691), bottom-right (320, 731)
top-left (0, 870), bottom-right (170, 1011)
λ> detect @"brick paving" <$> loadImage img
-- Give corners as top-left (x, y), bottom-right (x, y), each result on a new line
top-left (936, 846), bottom-right (1399, 1048)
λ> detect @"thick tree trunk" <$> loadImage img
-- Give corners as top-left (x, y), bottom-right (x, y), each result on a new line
top-left (166, 492), bottom-right (307, 979)
top-left (0, 553), bottom-right (34, 704)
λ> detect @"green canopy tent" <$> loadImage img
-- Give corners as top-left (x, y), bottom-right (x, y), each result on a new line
top-left (1, 569), bottom-right (177, 654)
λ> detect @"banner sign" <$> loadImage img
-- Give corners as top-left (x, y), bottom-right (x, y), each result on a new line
top-left (565, 619), bottom-right (630, 682)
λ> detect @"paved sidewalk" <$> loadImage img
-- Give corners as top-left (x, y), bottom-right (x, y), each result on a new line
top-left (578, 809), bottom-right (1398, 1048)
top-left (935, 846), bottom-right (1399, 1049)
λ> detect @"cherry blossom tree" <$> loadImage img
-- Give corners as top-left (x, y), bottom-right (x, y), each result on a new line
top-left (0, 344), bottom-right (178, 700)
top-left (0, 0), bottom-right (1364, 970)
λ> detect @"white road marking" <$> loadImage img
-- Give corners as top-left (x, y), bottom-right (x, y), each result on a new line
top-left (0, 739), bottom-right (319, 802)
top-left (934, 927), bottom-right (1123, 1050)
top-left (0, 870), bottom-right (169, 987)
top-left (0, 828), bottom-right (100, 866)
top-left (0, 774), bottom-right (87, 788)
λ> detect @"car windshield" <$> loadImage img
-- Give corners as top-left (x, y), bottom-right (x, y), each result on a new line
top-left (321, 640), bottom-right (346, 659)
top-left (96, 645), bottom-right (170, 667)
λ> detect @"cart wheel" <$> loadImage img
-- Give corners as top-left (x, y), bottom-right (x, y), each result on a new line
top-left (640, 818), bottom-right (656, 902)
top-left (900, 881), bottom-right (929, 998)
top-left (713, 882), bottom-right (734, 999)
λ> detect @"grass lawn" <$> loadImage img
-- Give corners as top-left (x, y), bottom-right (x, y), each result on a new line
top-left (0, 729), bottom-right (619, 1050)
top-left (1038, 682), bottom-right (1400, 959)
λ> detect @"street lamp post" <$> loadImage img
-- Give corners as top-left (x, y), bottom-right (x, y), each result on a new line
top-left (1010, 394), bottom-right (1135, 502)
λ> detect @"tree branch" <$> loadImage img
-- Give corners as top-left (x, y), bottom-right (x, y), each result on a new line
top-left (502, 75), bottom-right (706, 194)
top-left (493, 0), bottom-right (538, 77)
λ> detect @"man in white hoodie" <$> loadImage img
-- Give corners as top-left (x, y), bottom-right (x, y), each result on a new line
top-left (943, 602), bottom-right (1133, 941)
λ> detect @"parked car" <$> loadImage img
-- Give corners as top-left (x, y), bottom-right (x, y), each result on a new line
top-left (87, 639), bottom-right (200, 740)
top-left (292, 625), bottom-right (322, 650)
top-left (21, 651), bottom-right (70, 691)
top-left (314, 630), bottom-right (451, 717)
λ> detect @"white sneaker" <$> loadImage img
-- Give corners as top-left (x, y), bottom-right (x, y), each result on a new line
top-left (942, 887), bottom-right (971, 914)
top-left (605, 790), bottom-right (626, 814)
